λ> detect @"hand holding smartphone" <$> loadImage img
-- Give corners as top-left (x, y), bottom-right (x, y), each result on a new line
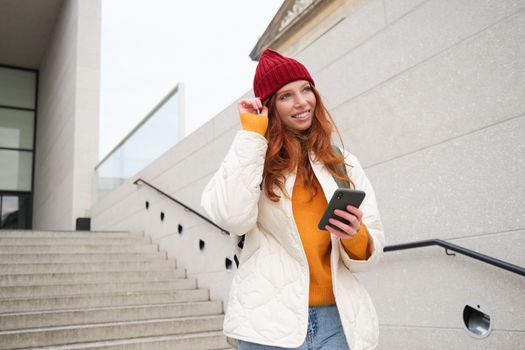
top-left (318, 189), bottom-right (366, 231)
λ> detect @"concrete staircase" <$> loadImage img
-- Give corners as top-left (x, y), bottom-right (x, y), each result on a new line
top-left (0, 230), bottom-right (231, 349)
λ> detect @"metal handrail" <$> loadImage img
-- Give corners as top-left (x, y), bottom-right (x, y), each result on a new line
top-left (384, 239), bottom-right (525, 277)
top-left (133, 178), bottom-right (230, 235)
top-left (133, 178), bottom-right (524, 278)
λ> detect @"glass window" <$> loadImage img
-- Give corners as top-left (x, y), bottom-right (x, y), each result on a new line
top-left (0, 108), bottom-right (35, 149)
top-left (0, 194), bottom-right (31, 229)
top-left (119, 96), bottom-right (179, 178)
top-left (0, 67), bottom-right (36, 109)
top-left (0, 150), bottom-right (33, 191)
top-left (1, 195), bottom-right (18, 228)
top-left (95, 87), bottom-right (182, 200)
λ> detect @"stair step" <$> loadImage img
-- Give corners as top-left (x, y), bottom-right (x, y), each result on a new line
top-left (0, 301), bottom-right (223, 330)
top-left (0, 260), bottom-right (176, 274)
top-left (30, 331), bottom-right (229, 350)
top-left (0, 270), bottom-right (186, 286)
top-left (0, 244), bottom-right (159, 254)
top-left (0, 289), bottom-right (210, 313)
top-left (0, 252), bottom-right (167, 264)
top-left (0, 279), bottom-right (197, 298)
top-left (0, 236), bottom-right (150, 246)
top-left (0, 230), bottom-right (143, 237)
top-left (0, 315), bottom-right (225, 349)
top-left (0, 230), bottom-right (227, 349)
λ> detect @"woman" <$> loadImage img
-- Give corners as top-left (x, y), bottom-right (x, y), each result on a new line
top-left (201, 49), bottom-right (385, 350)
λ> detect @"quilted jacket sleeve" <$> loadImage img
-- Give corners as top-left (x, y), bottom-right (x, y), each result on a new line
top-left (201, 130), bottom-right (268, 236)
top-left (337, 152), bottom-right (385, 272)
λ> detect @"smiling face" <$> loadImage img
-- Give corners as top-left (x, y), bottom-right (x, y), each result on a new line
top-left (274, 80), bottom-right (317, 132)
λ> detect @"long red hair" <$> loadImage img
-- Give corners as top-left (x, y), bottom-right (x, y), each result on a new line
top-left (263, 84), bottom-right (351, 202)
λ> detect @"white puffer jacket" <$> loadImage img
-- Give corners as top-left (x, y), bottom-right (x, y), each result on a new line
top-left (201, 130), bottom-right (385, 350)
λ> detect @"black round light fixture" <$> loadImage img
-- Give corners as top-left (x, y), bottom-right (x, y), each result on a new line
top-left (225, 258), bottom-right (233, 271)
top-left (462, 301), bottom-right (492, 338)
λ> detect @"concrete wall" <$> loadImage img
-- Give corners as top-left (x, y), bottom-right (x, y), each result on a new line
top-left (34, 0), bottom-right (100, 230)
top-left (92, 0), bottom-right (525, 348)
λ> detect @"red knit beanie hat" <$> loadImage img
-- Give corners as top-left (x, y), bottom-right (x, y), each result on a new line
top-left (253, 48), bottom-right (315, 102)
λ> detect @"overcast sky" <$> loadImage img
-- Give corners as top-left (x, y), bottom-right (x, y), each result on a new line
top-left (99, 0), bottom-right (284, 160)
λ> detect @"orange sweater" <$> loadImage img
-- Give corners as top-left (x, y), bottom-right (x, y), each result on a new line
top-left (241, 113), bottom-right (370, 305)
top-left (292, 173), bottom-right (370, 305)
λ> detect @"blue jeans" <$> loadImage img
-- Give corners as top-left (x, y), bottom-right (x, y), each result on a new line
top-left (237, 304), bottom-right (350, 350)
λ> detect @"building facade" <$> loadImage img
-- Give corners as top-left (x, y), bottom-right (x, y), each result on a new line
top-left (0, 0), bottom-right (101, 230)
top-left (92, 0), bottom-right (525, 348)
top-left (1, 0), bottom-right (523, 348)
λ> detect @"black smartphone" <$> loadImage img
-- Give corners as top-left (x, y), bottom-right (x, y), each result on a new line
top-left (317, 189), bottom-right (366, 231)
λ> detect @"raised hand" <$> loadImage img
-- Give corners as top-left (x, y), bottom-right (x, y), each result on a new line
top-left (237, 98), bottom-right (268, 116)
